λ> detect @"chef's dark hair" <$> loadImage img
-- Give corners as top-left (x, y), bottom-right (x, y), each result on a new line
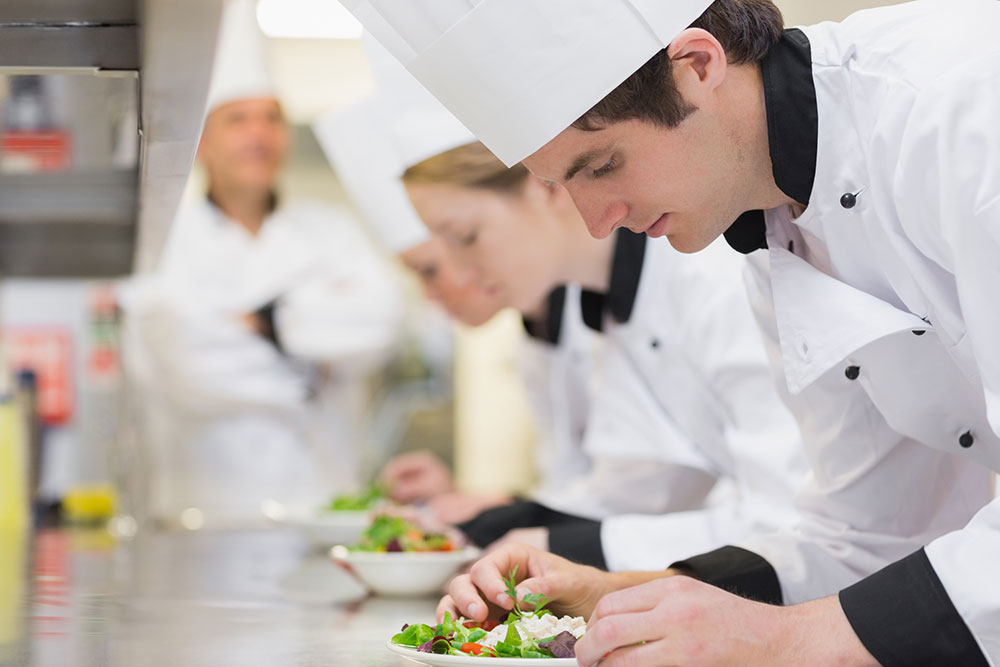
top-left (574, 0), bottom-right (783, 130)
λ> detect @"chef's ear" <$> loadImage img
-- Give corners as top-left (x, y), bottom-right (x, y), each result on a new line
top-left (667, 28), bottom-right (728, 97)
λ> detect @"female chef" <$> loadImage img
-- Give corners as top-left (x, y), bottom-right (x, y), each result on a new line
top-left (344, 0), bottom-right (1000, 664)
top-left (315, 93), bottom-right (516, 523)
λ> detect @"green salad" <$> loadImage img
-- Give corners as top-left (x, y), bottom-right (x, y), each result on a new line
top-left (390, 567), bottom-right (579, 659)
top-left (353, 515), bottom-right (455, 552)
top-left (325, 483), bottom-right (386, 511)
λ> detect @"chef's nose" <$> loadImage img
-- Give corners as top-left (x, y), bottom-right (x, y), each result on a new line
top-left (567, 186), bottom-right (628, 239)
top-left (444, 249), bottom-right (481, 286)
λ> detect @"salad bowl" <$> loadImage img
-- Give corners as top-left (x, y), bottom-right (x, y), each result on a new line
top-left (278, 484), bottom-right (388, 546)
top-left (330, 545), bottom-right (480, 596)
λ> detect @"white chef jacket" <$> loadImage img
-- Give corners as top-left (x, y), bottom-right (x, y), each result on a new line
top-left (535, 231), bottom-right (808, 570)
top-left (518, 284), bottom-right (603, 506)
top-left (676, 4), bottom-right (1000, 664)
top-left (124, 197), bottom-right (403, 522)
top-left (522, 282), bottom-right (696, 523)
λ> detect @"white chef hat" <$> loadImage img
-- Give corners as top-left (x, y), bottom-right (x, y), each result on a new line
top-left (205, 0), bottom-right (278, 113)
top-left (339, 0), bottom-right (714, 167)
top-left (361, 32), bottom-right (475, 171)
top-left (313, 95), bottom-right (430, 254)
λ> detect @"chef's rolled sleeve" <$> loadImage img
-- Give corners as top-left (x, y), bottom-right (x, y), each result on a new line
top-left (458, 500), bottom-right (590, 549)
top-left (548, 520), bottom-right (605, 569)
top-left (670, 546), bottom-right (783, 605)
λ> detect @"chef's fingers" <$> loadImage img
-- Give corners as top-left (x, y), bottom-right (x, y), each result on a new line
top-left (573, 612), bottom-right (667, 667)
top-left (577, 635), bottom-right (674, 667)
top-left (466, 544), bottom-right (543, 613)
top-left (436, 594), bottom-right (460, 623)
top-left (514, 568), bottom-right (597, 618)
top-left (446, 573), bottom-right (491, 622)
top-left (586, 578), bottom-right (673, 629)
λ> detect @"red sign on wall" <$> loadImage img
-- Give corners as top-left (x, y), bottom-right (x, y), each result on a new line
top-left (0, 130), bottom-right (72, 173)
top-left (4, 327), bottom-right (74, 425)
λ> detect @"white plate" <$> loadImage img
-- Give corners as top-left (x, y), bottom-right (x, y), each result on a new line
top-left (386, 640), bottom-right (576, 665)
top-left (281, 510), bottom-right (371, 546)
top-left (331, 546), bottom-right (480, 597)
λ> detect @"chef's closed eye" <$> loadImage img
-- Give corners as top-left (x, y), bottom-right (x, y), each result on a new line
top-left (417, 263), bottom-right (439, 282)
top-left (458, 228), bottom-right (479, 247)
top-left (590, 155), bottom-right (619, 179)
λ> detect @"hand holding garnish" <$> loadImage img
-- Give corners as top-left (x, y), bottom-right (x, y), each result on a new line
top-left (391, 568), bottom-right (583, 659)
top-left (438, 543), bottom-right (630, 625)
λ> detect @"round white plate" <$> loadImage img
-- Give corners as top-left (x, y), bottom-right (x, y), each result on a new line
top-left (386, 640), bottom-right (577, 665)
top-left (331, 546), bottom-right (481, 597)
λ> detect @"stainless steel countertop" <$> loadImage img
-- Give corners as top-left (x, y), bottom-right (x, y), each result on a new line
top-left (0, 526), bottom-right (437, 666)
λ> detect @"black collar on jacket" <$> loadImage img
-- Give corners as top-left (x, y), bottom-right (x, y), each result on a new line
top-left (580, 228), bottom-right (646, 332)
top-left (723, 28), bottom-right (818, 254)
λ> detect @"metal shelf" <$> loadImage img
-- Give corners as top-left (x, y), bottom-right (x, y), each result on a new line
top-left (0, 0), bottom-right (223, 277)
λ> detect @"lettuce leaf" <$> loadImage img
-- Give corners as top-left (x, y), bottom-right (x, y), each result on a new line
top-left (391, 623), bottom-right (435, 647)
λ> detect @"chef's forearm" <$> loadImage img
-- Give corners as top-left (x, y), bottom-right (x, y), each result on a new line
top-left (777, 595), bottom-right (879, 666)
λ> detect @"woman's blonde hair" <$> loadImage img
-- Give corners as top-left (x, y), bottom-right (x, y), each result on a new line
top-left (402, 141), bottom-right (529, 193)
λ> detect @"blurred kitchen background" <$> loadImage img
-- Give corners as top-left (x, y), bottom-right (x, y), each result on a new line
top-left (0, 0), bottom-right (911, 533)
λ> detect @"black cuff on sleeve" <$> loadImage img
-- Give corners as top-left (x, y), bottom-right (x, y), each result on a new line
top-left (457, 500), bottom-right (586, 548)
top-left (547, 520), bottom-right (606, 570)
top-left (254, 300), bottom-right (282, 351)
top-left (839, 548), bottom-right (988, 667)
top-left (670, 546), bottom-right (782, 605)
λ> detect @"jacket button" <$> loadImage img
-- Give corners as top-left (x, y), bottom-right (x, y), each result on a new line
top-left (912, 330), bottom-right (926, 336)
top-left (840, 192), bottom-right (857, 209)
top-left (650, 338), bottom-right (660, 349)
top-left (844, 365), bottom-right (861, 380)
top-left (959, 431), bottom-right (974, 448)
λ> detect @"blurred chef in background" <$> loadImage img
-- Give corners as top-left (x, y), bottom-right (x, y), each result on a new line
top-left (120, 0), bottom-right (402, 524)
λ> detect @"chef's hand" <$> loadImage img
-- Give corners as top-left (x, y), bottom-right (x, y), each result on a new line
top-left (428, 492), bottom-right (512, 524)
top-left (378, 450), bottom-right (454, 503)
top-left (575, 577), bottom-right (878, 667)
top-left (436, 543), bottom-right (670, 623)
top-left (238, 312), bottom-right (264, 334)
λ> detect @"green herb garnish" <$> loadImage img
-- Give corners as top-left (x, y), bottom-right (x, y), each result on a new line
top-left (503, 565), bottom-right (551, 619)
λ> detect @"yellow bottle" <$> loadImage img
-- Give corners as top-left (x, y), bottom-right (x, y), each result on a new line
top-left (0, 391), bottom-right (29, 646)
top-left (0, 395), bottom-right (28, 532)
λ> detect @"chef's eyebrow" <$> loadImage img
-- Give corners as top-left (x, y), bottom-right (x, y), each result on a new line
top-left (563, 145), bottom-right (613, 182)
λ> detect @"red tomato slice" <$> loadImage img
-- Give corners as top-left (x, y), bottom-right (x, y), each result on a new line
top-left (461, 643), bottom-right (485, 655)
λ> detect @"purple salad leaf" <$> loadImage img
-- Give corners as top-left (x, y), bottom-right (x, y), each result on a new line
top-left (538, 631), bottom-right (577, 658)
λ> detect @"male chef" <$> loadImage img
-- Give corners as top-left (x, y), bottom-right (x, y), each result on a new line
top-left (342, 0), bottom-right (1000, 664)
top-left (125, 0), bottom-right (402, 522)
